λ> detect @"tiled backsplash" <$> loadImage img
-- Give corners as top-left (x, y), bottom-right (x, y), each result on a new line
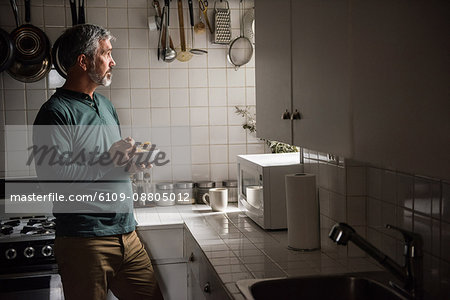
top-left (0, 0), bottom-right (261, 182)
top-left (303, 148), bottom-right (449, 299)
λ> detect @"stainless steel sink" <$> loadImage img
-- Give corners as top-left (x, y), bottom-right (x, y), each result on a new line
top-left (237, 273), bottom-right (408, 300)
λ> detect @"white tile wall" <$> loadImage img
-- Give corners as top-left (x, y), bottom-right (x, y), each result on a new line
top-left (0, 0), bottom-right (261, 181)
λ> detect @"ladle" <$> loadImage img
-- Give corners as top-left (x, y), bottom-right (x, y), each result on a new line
top-left (162, 0), bottom-right (176, 62)
top-left (188, 0), bottom-right (207, 55)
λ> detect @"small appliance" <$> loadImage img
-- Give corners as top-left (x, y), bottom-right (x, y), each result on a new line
top-left (237, 153), bottom-right (303, 229)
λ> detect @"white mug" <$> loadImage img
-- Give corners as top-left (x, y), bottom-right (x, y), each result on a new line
top-left (202, 188), bottom-right (228, 212)
top-left (246, 186), bottom-right (263, 209)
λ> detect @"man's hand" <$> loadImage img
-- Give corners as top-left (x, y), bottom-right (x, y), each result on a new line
top-left (126, 162), bottom-right (153, 174)
top-left (109, 137), bottom-right (154, 173)
top-left (109, 137), bottom-right (136, 167)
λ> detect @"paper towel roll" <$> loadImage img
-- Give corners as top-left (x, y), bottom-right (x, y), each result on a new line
top-left (285, 173), bottom-right (320, 251)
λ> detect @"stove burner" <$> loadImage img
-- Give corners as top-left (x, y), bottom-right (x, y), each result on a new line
top-left (21, 226), bottom-right (39, 234)
top-left (1, 225), bottom-right (13, 235)
top-left (42, 221), bottom-right (56, 230)
top-left (0, 216), bottom-right (56, 237)
top-left (35, 229), bottom-right (54, 235)
top-left (27, 218), bottom-right (48, 226)
top-left (3, 220), bottom-right (21, 227)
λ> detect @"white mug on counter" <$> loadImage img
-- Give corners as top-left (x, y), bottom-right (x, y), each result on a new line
top-left (246, 185), bottom-right (263, 209)
top-left (202, 188), bottom-right (228, 212)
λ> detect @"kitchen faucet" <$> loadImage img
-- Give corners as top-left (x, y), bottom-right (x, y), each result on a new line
top-left (329, 223), bottom-right (423, 299)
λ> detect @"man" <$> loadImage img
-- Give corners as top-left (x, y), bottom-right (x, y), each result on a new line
top-left (33, 24), bottom-right (163, 300)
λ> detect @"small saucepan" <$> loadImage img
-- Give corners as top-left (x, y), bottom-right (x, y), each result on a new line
top-left (9, 0), bottom-right (51, 65)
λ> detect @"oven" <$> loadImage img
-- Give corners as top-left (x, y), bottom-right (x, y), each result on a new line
top-left (0, 212), bottom-right (63, 300)
top-left (0, 272), bottom-right (63, 300)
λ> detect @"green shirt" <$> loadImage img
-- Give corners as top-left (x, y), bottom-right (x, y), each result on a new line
top-left (33, 88), bottom-right (136, 237)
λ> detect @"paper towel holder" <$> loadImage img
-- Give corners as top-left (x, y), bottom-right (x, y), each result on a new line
top-left (285, 172), bottom-right (321, 252)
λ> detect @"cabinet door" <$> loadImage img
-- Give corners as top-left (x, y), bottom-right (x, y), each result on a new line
top-left (291, 0), bottom-right (352, 157)
top-left (351, 0), bottom-right (450, 181)
top-left (255, 0), bottom-right (292, 144)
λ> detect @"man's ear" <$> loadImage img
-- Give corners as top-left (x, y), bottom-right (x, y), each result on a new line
top-left (77, 54), bottom-right (89, 71)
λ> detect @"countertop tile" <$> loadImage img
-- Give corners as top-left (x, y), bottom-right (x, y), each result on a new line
top-left (135, 204), bottom-right (385, 299)
top-left (215, 264), bottom-right (250, 275)
top-left (210, 256), bottom-right (242, 266)
top-left (219, 272), bottom-right (254, 284)
top-left (225, 283), bottom-right (240, 294)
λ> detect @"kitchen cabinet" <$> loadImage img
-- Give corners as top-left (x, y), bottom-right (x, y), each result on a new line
top-left (350, 0), bottom-right (450, 181)
top-left (256, 0), bottom-right (352, 157)
top-left (137, 224), bottom-right (233, 300)
top-left (184, 228), bottom-right (232, 300)
top-left (137, 225), bottom-right (187, 300)
top-left (255, 0), bottom-right (292, 144)
top-left (291, 0), bottom-right (352, 157)
top-left (256, 0), bottom-right (450, 181)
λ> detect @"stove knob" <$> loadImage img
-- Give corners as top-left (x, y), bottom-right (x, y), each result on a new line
top-left (5, 248), bottom-right (17, 260)
top-left (41, 245), bottom-right (53, 257)
top-left (24, 246), bottom-right (35, 258)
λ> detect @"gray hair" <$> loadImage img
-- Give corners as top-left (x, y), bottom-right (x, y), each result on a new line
top-left (58, 24), bottom-right (115, 71)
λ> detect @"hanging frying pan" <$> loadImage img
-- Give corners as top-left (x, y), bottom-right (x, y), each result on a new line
top-left (52, 0), bottom-right (86, 78)
top-left (7, 0), bottom-right (51, 82)
top-left (0, 28), bottom-right (15, 72)
top-left (9, 0), bottom-right (51, 65)
top-left (51, 35), bottom-right (67, 78)
top-left (7, 54), bottom-right (51, 83)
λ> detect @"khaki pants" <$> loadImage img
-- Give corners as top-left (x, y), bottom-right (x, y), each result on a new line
top-left (54, 231), bottom-right (163, 300)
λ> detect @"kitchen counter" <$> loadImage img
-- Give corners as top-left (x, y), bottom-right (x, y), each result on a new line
top-left (134, 204), bottom-right (383, 300)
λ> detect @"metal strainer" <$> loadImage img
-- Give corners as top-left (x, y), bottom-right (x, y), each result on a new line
top-left (227, 0), bottom-right (253, 70)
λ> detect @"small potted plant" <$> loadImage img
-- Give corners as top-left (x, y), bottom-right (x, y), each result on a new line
top-left (235, 106), bottom-right (299, 153)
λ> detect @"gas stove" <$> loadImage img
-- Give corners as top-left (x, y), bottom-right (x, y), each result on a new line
top-left (0, 216), bottom-right (56, 274)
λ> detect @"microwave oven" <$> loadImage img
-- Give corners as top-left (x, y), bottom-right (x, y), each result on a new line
top-left (237, 153), bottom-right (303, 230)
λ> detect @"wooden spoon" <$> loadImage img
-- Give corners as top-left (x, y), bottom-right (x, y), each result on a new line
top-left (176, 0), bottom-right (193, 62)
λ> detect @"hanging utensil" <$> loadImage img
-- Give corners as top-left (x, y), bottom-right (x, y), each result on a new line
top-left (68, 0), bottom-right (85, 26)
top-left (194, 2), bottom-right (206, 33)
top-left (242, 6), bottom-right (255, 44)
top-left (69, 0), bottom-right (77, 26)
top-left (78, 0), bottom-right (85, 25)
top-left (213, 0), bottom-right (231, 44)
top-left (157, 5), bottom-right (163, 61)
top-left (188, 0), bottom-right (207, 55)
top-left (154, 0), bottom-right (174, 61)
top-left (157, 3), bottom-right (165, 61)
top-left (198, 0), bottom-right (213, 34)
top-left (227, 0), bottom-right (253, 70)
top-left (162, 0), bottom-right (176, 62)
top-left (152, 0), bottom-right (162, 30)
top-left (176, 0), bottom-right (193, 62)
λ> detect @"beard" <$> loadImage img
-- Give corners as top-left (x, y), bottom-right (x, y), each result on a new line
top-left (88, 64), bottom-right (112, 87)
